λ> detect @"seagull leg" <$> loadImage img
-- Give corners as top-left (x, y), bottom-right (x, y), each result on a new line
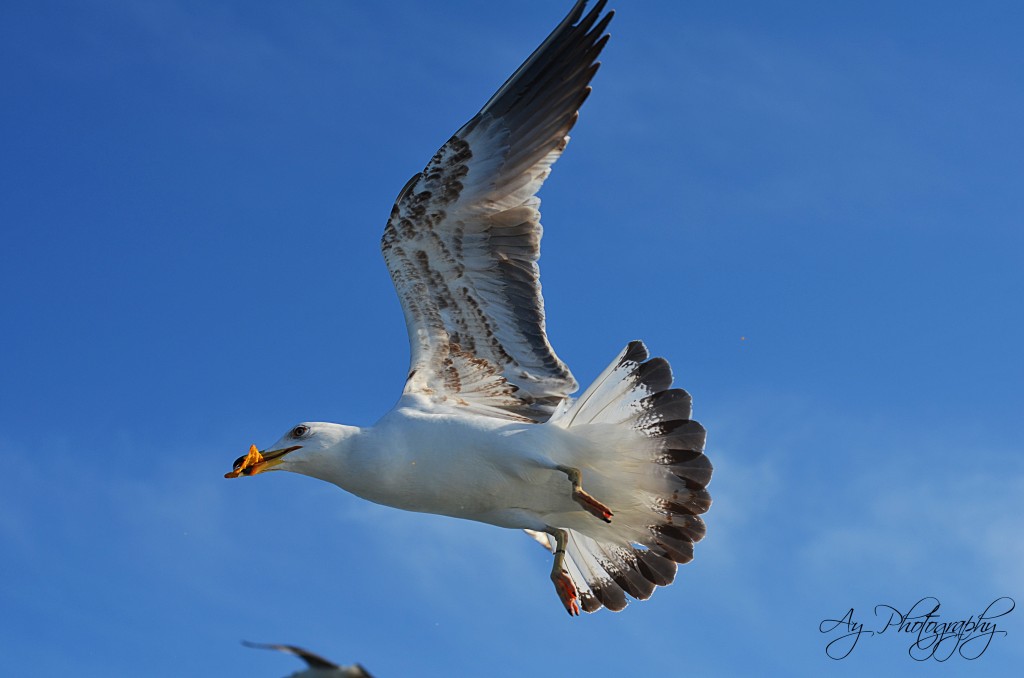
top-left (547, 527), bottom-right (580, 616)
top-left (556, 465), bottom-right (613, 523)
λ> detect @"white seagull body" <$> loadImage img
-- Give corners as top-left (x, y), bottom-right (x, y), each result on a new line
top-left (228, 0), bottom-right (712, 615)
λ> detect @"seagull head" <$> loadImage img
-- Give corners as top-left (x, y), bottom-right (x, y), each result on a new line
top-left (225, 422), bottom-right (357, 479)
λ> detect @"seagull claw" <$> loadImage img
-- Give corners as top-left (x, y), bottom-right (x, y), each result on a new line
top-left (557, 464), bottom-right (613, 523)
top-left (551, 569), bottom-right (580, 616)
top-left (573, 487), bottom-right (613, 523)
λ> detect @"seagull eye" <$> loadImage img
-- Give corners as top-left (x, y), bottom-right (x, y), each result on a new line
top-left (291, 425), bottom-right (310, 438)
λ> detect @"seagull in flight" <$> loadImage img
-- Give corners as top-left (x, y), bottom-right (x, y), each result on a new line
top-left (226, 0), bottom-right (712, 615)
top-left (242, 641), bottom-right (373, 678)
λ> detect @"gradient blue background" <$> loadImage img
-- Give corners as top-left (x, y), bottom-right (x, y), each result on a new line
top-left (2, 1), bottom-right (1022, 675)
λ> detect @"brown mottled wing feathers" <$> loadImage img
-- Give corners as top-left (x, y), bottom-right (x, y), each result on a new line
top-left (381, 0), bottom-right (612, 421)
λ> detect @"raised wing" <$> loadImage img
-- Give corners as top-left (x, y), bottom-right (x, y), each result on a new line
top-left (381, 0), bottom-right (613, 422)
top-left (241, 641), bottom-right (338, 669)
top-left (241, 641), bottom-right (374, 677)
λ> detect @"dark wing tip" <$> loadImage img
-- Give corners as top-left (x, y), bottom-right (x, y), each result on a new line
top-left (477, 0), bottom-right (614, 121)
top-left (592, 9), bottom-right (615, 37)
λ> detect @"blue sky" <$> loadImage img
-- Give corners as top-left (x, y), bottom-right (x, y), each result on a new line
top-left (2, 0), bottom-right (1022, 675)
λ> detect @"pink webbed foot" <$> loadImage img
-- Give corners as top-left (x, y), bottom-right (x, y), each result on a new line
top-left (573, 487), bottom-right (613, 523)
top-left (551, 568), bottom-right (580, 616)
top-left (557, 464), bottom-right (613, 524)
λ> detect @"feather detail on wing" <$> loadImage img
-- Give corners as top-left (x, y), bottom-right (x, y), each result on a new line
top-left (381, 0), bottom-right (613, 422)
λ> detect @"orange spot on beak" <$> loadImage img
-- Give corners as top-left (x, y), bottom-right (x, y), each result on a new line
top-left (225, 444), bottom-right (264, 479)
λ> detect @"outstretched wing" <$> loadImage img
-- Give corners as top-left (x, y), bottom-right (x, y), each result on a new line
top-left (241, 641), bottom-right (338, 669)
top-left (242, 641), bottom-right (374, 678)
top-left (381, 0), bottom-right (613, 422)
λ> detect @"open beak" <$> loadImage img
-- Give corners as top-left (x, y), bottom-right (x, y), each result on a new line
top-left (224, 444), bottom-right (302, 478)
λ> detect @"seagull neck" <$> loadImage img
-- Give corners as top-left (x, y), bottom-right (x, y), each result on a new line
top-left (293, 423), bottom-right (364, 487)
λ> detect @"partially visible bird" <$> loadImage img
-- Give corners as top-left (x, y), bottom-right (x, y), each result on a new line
top-left (242, 641), bottom-right (373, 678)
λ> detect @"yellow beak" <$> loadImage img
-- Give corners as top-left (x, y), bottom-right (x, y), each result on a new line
top-left (224, 444), bottom-right (302, 478)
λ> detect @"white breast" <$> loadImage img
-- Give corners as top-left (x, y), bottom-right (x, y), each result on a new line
top-left (335, 398), bottom-right (578, 528)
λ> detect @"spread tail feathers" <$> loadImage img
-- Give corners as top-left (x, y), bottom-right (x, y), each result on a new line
top-left (546, 340), bottom-right (712, 612)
